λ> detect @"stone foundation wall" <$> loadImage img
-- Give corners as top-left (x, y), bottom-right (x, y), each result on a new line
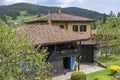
top-left (50, 59), bottom-right (64, 76)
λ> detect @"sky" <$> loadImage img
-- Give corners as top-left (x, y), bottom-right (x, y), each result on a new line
top-left (0, 0), bottom-right (119, 14)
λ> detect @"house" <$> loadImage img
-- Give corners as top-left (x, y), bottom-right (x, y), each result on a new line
top-left (17, 25), bottom-right (89, 74)
top-left (25, 7), bottom-right (95, 38)
top-left (25, 7), bottom-right (96, 63)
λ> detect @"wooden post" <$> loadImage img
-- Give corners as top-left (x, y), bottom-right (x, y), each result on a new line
top-left (78, 56), bottom-right (80, 70)
top-left (78, 41), bottom-right (81, 70)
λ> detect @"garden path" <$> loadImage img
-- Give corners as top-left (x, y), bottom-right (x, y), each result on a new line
top-left (52, 63), bottom-right (105, 80)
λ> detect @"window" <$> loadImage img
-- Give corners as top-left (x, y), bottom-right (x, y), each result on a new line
top-left (60, 25), bottom-right (64, 29)
top-left (73, 25), bottom-right (78, 32)
top-left (80, 25), bottom-right (86, 32)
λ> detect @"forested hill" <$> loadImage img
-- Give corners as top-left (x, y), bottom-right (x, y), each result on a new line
top-left (0, 3), bottom-right (105, 22)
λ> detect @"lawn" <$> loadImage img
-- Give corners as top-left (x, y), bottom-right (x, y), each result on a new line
top-left (87, 69), bottom-right (115, 80)
top-left (6, 11), bottom-right (38, 24)
top-left (98, 53), bottom-right (120, 67)
top-left (86, 53), bottom-right (120, 80)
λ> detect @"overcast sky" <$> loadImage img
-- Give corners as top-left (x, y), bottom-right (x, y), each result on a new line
top-left (0, 0), bottom-right (119, 14)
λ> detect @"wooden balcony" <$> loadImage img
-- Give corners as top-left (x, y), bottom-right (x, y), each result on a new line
top-left (48, 49), bottom-right (81, 61)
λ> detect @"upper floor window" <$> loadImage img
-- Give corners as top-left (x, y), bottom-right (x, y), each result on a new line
top-left (60, 25), bottom-right (64, 29)
top-left (80, 25), bottom-right (86, 32)
top-left (73, 25), bottom-right (78, 32)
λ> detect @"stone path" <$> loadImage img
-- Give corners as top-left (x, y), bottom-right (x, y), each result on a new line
top-left (52, 63), bottom-right (105, 80)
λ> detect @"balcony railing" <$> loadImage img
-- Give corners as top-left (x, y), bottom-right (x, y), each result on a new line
top-left (48, 49), bottom-right (81, 61)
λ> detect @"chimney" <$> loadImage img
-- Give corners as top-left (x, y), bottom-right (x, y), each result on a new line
top-left (47, 10), bottom-right (51, 26)
top-left (57, 7), bottom-right (61, 14)
top-left (48, 10), bottom-right (50, 16)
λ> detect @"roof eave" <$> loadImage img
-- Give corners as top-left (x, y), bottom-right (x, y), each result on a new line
top-left (25, 19), bottom-right (95, 24)
top-left (35, 38), bottom-right (90, 46)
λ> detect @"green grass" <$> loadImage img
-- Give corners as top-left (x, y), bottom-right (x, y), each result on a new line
top-left (86, 53), bottom-right (120, 80)
top-left (87, 69), bottom-right (115, 80)
top-left (98, 53), bottom-right (120, 67)
top-left (6, 11), bottom-right (38, 24)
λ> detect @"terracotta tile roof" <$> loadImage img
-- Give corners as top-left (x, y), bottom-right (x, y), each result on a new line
top-left (17, 25), bottom-right (89, 45)
top-left (25, 13), bottom-right (95, 23)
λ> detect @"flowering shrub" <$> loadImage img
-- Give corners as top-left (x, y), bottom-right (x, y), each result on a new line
top-left (109, 66), bottom-right (120, 74)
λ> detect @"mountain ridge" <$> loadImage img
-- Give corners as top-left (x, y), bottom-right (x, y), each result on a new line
top-left (0, 3), bottom-right (106, 22)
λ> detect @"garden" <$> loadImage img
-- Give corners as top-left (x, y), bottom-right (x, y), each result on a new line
top-left (87, 53), bottom-right (120, 80)
top-left (68, 53), bottom-right (120, 80)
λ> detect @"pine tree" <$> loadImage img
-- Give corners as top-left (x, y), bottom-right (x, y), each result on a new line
top-left (109, 11), bottom-right (116, 17)
top-left (103, 13), bottom-right (107, 24)
top-left (117, 12), bottom-right (120, 17)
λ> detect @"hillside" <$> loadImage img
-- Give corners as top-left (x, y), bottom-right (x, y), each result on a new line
top-left (0, 3), bottom-right (105, 24)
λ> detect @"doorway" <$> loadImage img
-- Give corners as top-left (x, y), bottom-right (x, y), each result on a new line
top-left (63, 57), bottom-right (71, 69)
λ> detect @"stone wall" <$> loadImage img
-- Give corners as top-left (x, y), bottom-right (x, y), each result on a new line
top-left (50, 60), bottom-right (64, 76)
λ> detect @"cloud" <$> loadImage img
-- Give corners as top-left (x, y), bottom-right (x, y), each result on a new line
top-left (0, 0), bottom-right (28, 5)
top-left (50, 0), bottom-right (84, 7)
top-left (0, 0), bottom-right (119, 14)
top-left (79, 0), bottom-right (120, 14)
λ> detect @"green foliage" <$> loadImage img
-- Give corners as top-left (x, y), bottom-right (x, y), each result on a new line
top-left (109, 66), bottom-right (120, 74)
top-left (72, 42), bottom-right (80, 49)
top-left (117, 12), bottom-right (120, 17)
top-left (6, 11), bottom-right (38, 27)
top-left (91, 17), bottom-right (119, 59)
top-left (109, 11), bottom-right (116, 17)
top-left (94, 76), bottom-right (114, 80)
top-left (0, 19), bottom-right (7, 27)
top-left (71, 71), bottom-right (86, 80)
top-left (93, 17), bottom-right (120, 58)
top-left (0, 26), bottom-right (51, 80)
top-left (97, 17), bottom-right (120, 41)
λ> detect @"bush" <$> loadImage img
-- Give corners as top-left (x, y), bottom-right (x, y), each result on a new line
top-left (94, 76), bottom-right (114, 80)
top-left (109, 66), bottom-right (120, 74)
top-left (71, 71), bottom-right (86, 80)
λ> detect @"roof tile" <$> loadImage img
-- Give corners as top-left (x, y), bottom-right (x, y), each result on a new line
top-left (17, 25), bottom-right (89, 45)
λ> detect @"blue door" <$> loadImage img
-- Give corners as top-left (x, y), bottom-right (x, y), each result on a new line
top-left (71, 56), bottom-right (76, 70)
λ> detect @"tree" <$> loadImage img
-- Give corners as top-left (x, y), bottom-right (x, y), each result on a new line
top-left (0, 19), bottom-right (7, 26)
top-left (94, 17), bottom-right (120, 58)
top-left (109, 11), bottom-right (116, 17)
top-left (117, 12), bottom-right (120, 17)
top-left (103, 13), bottom-right (107, 24)
top-left (0, 26), bottom-right (51, 80)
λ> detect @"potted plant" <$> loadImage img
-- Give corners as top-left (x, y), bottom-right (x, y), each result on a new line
top-left (60, 50), bottom-right (65, 54)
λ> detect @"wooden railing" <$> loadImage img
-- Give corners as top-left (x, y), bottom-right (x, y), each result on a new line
top-left (48, 49), bottom-right (81, 61)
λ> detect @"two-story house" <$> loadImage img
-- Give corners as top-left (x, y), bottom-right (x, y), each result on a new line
top-left (17, 25), bottom-right (89, 74)
top-left (21, 8), bottom-right (98, 74)
top-left (25, 7), bottom-right (96, 63)
top-left (25, 7), bottom-right (95, 38)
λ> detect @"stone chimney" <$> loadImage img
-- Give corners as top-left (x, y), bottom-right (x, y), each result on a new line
top-left (48, 10), bottom-right (50, 16)
top-left (57, 7), bottom-right (61, 14)
top-left (47, 10), bottom-right (51, 26)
